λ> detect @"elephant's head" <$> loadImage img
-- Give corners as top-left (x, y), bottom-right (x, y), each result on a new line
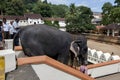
top-left (71, 36), bottom-right (88, 66)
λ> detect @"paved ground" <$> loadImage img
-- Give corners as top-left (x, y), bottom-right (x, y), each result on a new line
top-left (87, 39), bottom-right (120, 56)
top-left (6, 65), bottom-right (39, 80)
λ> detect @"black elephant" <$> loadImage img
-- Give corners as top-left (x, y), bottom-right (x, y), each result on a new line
top-left (70, 36), bottom-right (88, 67)
top-left (14, 24), bottom-right (88, 65)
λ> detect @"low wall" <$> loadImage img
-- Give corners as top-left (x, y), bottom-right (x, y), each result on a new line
top-left (87, 60), bottom-right (120, 78)
top-left (83, 33), bottom-right (120, 44)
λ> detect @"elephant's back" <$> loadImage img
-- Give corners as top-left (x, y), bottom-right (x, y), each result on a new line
top-left (19, 24), bottom-right (72, 56)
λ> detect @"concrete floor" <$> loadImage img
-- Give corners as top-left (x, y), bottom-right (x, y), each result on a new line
top-left (6, 65), bottom-right (39, 80)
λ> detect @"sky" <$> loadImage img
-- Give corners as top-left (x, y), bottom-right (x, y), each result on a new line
top-left (46, 0), bottom-right (115, 12)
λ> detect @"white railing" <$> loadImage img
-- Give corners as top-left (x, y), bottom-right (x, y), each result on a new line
top-left (87, 48), bottom-right (120, 64)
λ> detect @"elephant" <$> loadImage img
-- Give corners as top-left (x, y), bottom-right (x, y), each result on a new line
top-left (13, 24), bottom-right (88, 65)
top-left (69, 35), bottom-right (88, 67)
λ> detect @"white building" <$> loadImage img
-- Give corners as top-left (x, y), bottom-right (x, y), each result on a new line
top-left (0, 13), bottom-right (44, 26)
top-left (0, 14), bottom-right (66, 31)
top-left (92, 12), bottom-right (102, 24)
top-left (24, 13), bottom-right (44, 25)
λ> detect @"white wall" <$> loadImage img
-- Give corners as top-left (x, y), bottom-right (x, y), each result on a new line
top-left (32, 64), bottom-right (81, 80)
top-left (59, 21), bottom-right (66, 27)
top-left (28, 18), bottom-right (44, 25)
top-left (19, 20), bottom-right (28, 26)
top-left (88, 62), bottom-right (120, 78)
top-left (4, 39), bottom-right (13, 49)
top-left (0, 49), bottom-right (16, 73)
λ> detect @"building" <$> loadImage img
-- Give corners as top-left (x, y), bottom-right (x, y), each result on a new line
top-left (0, 12), bottom-right (102, 31)
top-left (0, 14), bottom-right (66, 31)
top-left (92, 12), bottom-right (102, 25)
top-left (0, 13), bottom-right (44, 26)
top-left (101, 23), bottom-right (120, 37)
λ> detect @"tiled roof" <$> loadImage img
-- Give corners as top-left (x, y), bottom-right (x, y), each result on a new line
top-left (3, 15), bottom-right (26, 20)
top-left (0, 13), bottom-right (43, 20)
top-left (102, 23), bottom-right (120, 30)
top-left (44, 17), bottom-right (65, 21)
top-left (24, 13), bottom-right (43, 19)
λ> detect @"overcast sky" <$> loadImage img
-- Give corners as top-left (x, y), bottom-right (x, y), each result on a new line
top-left (46, 0), bottom-right (115, 12)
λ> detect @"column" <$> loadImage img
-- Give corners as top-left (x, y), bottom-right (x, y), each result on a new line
top-left (112, 29), bottom-right (115, 37)
top-left (107, 29), bottom-right (110, 36)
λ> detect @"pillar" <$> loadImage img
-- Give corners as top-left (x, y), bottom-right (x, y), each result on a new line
top-left (107, 29), bottom-right (110, 36)
top-left (112, 29), bottom-right (115, 37)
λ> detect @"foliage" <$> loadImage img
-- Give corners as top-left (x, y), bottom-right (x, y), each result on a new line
top-left (0, 0), bottom-right (6, 15)
top-left (53, 21), bottom-right (59, 29)
top-left (23, 0), bottom-right (38, 13)
top-left (115, 0), bottom-right (120, 6)
top-left (0, 0), bottom-right (68, 18)
top-left (66, 4), bottom-right (94, 33)
top-left (44, 20), bottom-right (53, 26)
top-left (101, 1), bottom-right (120, 24)
top-left (4, 0), bottom-right (25, 15)
top-left (109, 7), bottom-right (120, 23)
top-left (101, 2), bottom-right (113, 25)
top-left (33, 2), bottom-right (52, 17)
top-left (51, 4), bottom-right (69, 18)
top-left (44, 20), bottom-right (59, 29)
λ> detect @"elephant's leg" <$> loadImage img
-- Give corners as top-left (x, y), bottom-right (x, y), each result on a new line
top-left (69, 51), bottom-right (74, 67)
top-left (57, 50), bottom-right (69, 65)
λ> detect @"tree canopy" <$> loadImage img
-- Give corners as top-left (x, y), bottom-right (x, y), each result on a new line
top-left (101, 1), bottom-right (120, 25)
top-left (66, 4), bottom-right (94, 33)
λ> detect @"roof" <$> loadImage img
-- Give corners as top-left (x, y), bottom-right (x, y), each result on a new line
top-left (0, 13), bottom-right (43, 20)
top-left (3, 15), bottom-right (26, 20)
top-left (102, 23), bottom-right (120, 30)
top-left (24, 13), bottom-right (43, 19)
top-left (44, 17), bottom-right (65, 21)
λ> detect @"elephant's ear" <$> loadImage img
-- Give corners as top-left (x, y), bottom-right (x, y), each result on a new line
top-left (70, 41), bottom-right (78, 57)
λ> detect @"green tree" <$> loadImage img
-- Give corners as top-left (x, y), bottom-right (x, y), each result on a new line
top-left (51, 4), bottom-right (68, 18)
top-left (101, 2), bottom-right (113, 25)
top-left (5, 0), bottom-right (25, 15)
top-left (53, 20), bottom-right (59, 29)
top-left (23, 0), bottom-right (38, 13)
top-left (44, 20), bottom-right (59, 29)
top-left (43, 0), bottom-right (48, 4)
top-left (115, 0), bottom-right (120, 6)
top-left (109, 7), bottom-right (120, 23)
top-left (66, 4), bottom-right (94, 33)
top-left (33, 2), bottom-right (52, 17)
top-left (0, 0), bottom-right (6, 15)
